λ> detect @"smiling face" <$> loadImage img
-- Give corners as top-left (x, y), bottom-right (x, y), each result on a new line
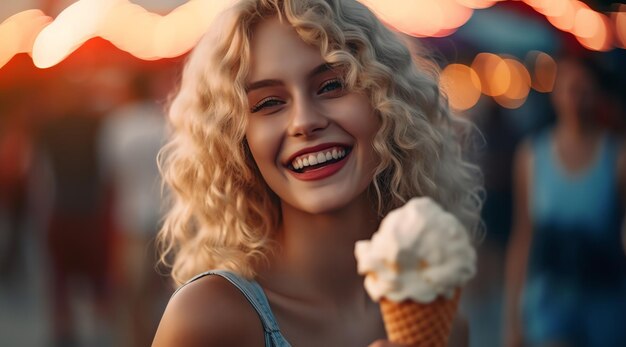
top-left (244, 17), bottom-right (380, 215)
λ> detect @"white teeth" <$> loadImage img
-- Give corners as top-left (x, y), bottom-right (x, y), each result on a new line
top-left (291, 146), bottom-right (348, 170)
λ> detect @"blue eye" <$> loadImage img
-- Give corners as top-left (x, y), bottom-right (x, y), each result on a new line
top-left (318, 79), bottom-right (344, 95)
top-left (251, 97), bottom-right (283, 113)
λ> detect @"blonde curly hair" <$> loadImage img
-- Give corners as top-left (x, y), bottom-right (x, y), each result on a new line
top-left (158, 0), bottom-right (483, 285)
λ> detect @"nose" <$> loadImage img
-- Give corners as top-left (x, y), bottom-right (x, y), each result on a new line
top-left (286, 95), bottom-right (329, 137)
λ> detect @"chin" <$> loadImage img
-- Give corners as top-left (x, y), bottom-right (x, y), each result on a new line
top-left (295, 200), bottom-right (348, 215)
top-left (282, 188), bottom-right (368, 216)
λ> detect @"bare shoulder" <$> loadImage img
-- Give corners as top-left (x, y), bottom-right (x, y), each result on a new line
top-left (152, 275), bottom-right (265, 347)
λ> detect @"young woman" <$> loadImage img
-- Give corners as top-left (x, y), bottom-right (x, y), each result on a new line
top-left (152, 0), bottom-right (482, 346)
top-left (504, 57), bottom-right (626, 347)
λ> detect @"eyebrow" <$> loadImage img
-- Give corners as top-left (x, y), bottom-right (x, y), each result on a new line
top-left (245, 63), bottom-right (337, 92)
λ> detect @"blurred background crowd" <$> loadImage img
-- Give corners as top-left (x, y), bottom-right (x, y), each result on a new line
top-left (0, 1), bottom-right (625, 346)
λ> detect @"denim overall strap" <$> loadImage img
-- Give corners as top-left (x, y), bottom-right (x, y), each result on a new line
top-left (178, 270), bottom-right (291, 347)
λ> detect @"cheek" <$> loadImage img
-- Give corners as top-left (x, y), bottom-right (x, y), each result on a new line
top-left (361, 112), bottom-right (380, 140)
top-left (346, 109), bottom-right (380, 144)
top-left (245, 119), bottom-right (282, 169)
top-left (345, 95), bottom-right (379, 136)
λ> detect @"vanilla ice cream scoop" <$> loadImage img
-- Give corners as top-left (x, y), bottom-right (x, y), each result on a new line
top-left (355, 197), bottom-right (476, 303)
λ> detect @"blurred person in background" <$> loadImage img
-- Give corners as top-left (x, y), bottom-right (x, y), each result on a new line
top-left (504, 56), bottom-right (626, 347)
top-left (0, 93), bottom-right (33, 281)
top-left (36, 74), bottom-right (117, 347)
top-left (98, 69), bottom-right (170, 347)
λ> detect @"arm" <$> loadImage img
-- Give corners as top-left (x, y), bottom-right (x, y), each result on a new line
top-left (152, 275), bottom-right (265, 347)
top-left (502, 140), bottom-right (533, 347)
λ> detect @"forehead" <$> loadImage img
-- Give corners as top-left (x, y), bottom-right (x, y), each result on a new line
top-left (247, 17), bottom-right (326, 82)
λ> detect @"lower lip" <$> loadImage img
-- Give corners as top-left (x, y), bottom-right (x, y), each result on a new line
top-left (288, 152), bottom-right (350, 181)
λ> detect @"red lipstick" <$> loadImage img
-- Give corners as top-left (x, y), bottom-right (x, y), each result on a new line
top-left (288, 150), bottom-right (351, 181)
top-left (286, 142), bottom-right (350, 165)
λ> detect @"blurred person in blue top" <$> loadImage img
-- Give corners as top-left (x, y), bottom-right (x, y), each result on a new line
top-left (504, 55), bottom-right (626, 347)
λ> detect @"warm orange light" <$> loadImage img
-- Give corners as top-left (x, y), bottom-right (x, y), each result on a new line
top-left (493, 69), bottom-right (530, 109)
top-left (124, 13), bottom-right (161, 60)
top-left (438, 0), bottom-right (473, 30)
top-left (546, 0), bottom-right (578, 31)
top-left (430, 27), bottom-right (460, 38)
top-left (101, 2), bottom-right (158, 60)
top-left (455, 0), bottom-right (499, 10)
top-left (576, 12), bottom-right (612, 51)
top-left (32, 0), bottom-right (119, 68)
top-left (0, 10), bottom-right (52, 69)
top-left (360, 0), bottom-right (444, 37)
top-left (494, 93), bottom-right (527, 109)
top-left (523, 0), bottom-right (548, 12)
top-left (153, 0), bottom-right (232, 58)
top-left (440, 63), bottom-right (482, 111)
top-left (573, 7), bottom-right (602, 38)
top-left (527, 51), bottom-right (557, 93)
top-left (540, 0), bottom-right (568, 17)
top-left (504, 58), bottom-right (531, 98)
top-left (154, 2), bottom-right (204, 58)
top-left (472, 53), bottom-right (511, 97)
top-left (7, 0), bottom-right (619, 71)
top-left (31, 0), bottom-right (234, 68)
top-left (612, 5), bottom-right (626, 48)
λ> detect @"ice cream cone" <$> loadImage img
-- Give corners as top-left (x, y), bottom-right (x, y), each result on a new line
top-left (379, 289), bottom-right (461, 347)
top-left (354, 198), bottom-right (475, 347)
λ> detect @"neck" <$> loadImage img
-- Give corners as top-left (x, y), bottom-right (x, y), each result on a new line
top-left (259, 192), bottom-right (379, 307)
top-left (554, 118), bottom-right (599, 144)
top-left (555, 108), bottom-right (600, 138)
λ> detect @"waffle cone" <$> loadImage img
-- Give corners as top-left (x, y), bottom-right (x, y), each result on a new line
top-left (379, 290), bottom-right (461, 347)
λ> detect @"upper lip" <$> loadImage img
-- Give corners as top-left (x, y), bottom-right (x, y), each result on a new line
top-left (285, 142), bottom-right (351, 166)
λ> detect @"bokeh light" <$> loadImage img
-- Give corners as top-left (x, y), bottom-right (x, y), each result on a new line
top-left (0, 10), bottom-right (52, 69)
top-left (576, 11), bottom-right (612, 51)
top-left (32, 0), bottom-right (119, 68)
top-left (611, 4), bottom-right (626, 48)
top-left (1, 0), bottom-right (624, 71)
top-left (455, 0), bottom-right (500, 10)
top-left (546, 0), bottom-right (578, 31)
top-left (440, 63), bottom-right (482, 111)
top-left (472, 52), bottom-right (511, 97)
top-left (546, 0), bottom-right (569, 17)
top-left (493, 57), bottom-right (531, 109)
top-left (523, 0), bottom-right (548, 12)
top-left (438, 0), bottom-right (474, 31)
top-left (573, 6), bottom-right (602, 38)
top-left (152, 0), bottom-right (233, 58)
top-left (526, 51), bottom-right (557, 93)
top-left (360, 0), bottom-right (444, 37)
top-left (101, 2), bottom-right (156, 59)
